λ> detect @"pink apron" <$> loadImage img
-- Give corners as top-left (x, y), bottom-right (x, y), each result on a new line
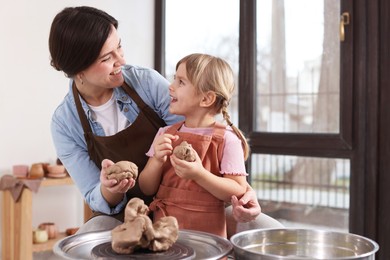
top-left (149, 121), bottom-right (227, 238)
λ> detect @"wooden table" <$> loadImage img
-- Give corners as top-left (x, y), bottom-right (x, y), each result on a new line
top-left (1, 177), bottom-right (82, 260)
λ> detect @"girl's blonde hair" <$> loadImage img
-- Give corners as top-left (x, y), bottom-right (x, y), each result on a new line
top-left (176, 53), bottom-right (250, 160)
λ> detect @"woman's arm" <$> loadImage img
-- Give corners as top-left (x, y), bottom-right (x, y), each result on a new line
top-left (51, 114), bottom-right (128, 214)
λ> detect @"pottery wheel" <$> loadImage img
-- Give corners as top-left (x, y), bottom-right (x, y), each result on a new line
top-left (91, 242), bottom-right (195, 259)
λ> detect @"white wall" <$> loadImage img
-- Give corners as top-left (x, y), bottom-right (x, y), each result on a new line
top-left (0, 0), bottom-right (154, 255)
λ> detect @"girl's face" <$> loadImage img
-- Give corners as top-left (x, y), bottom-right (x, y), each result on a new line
top-left (80, 26), bottom-right (126, 89)
top-left (169, 63), bottom-right (203, 116)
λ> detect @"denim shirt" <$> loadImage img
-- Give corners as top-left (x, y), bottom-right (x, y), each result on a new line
top-left (50, 65), bottom-right (182, 215)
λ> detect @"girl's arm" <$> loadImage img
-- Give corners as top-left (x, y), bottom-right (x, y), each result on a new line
top-left (170, 154), bottom-right (247, 202)
top-left (138, 157), bottom-right (164, 195)
top-left (138, 133), bottom-right (179, 195)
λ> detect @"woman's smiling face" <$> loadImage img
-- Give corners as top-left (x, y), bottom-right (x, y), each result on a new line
top-left (81, 25), bottom-right (126, 89)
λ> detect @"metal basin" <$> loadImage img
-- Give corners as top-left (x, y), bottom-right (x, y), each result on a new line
top-left (230, 228), bottom-right (379, 260)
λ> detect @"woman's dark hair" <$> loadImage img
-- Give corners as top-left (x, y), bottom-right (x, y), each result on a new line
top-left (49, 6), bottom-right (118, 77)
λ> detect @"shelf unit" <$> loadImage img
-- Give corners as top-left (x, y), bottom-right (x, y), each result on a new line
top-left (1, 176), bottom-right (79, 260)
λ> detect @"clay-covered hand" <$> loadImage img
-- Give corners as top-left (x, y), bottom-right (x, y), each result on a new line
top-left (100, 159), bottom-right (135, 194)
top-left (153, 134), bottom-right (179, 163)
top-left (231, 186), bottom-right (261, 222)
top-left (170, 148), bottom-right (204, 181)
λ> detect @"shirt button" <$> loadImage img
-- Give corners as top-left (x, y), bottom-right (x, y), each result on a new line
top-left (122, 96), bottom-right (128, 101)
top-left (123, 107), bottom-right (129, 112)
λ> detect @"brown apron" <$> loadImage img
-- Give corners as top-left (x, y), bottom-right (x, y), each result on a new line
top-left (149, 121), bottom-right (227, 237)
top-left (73, 82), bottom-right (166, 221)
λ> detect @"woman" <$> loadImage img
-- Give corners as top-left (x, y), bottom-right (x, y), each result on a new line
top-left (49, 6), bottom-right (278, 234)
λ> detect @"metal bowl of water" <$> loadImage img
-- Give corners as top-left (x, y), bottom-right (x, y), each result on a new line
top-left (230, 228), bottom-right (379, 260)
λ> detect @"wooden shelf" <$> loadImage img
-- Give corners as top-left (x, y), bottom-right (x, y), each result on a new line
top-left (41, 176), bottom-right (73, 187)
top-left (1, 176), bottom-right (79, 260)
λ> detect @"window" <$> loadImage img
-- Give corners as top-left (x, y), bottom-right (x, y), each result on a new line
top-left (157, 0), bottom-right (363, 233)
top-left (256, 0), bottom-right (340, 134)
top-left (164, 0), bottom-right (240, 124)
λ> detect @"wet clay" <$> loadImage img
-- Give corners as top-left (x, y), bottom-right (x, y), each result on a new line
top-left (111, 198), bottom-right (179, 254)
top-left (106, 161), bottom-right (138, 182)
top-left (173, 141), bottom-right (196, 162)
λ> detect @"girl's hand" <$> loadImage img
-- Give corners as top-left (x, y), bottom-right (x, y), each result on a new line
top-left (153, 134), bottom-right (179, 163)
top-left (100, 159), bottom-right (135, 194)
top-left (170, 150), bottom-right (204, 180)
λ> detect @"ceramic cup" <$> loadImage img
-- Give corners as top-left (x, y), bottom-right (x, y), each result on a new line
top-left (66, 227), bottom-right (79, 236)
top-left (12, 165), bottom-right (29, 178)
top-left (33, 229), bottom-right (48, 243)
top-left (38, 222), bottom-right (58, 239)
top-left (47, 165), bottom-right (65, 175)
top-left (29, 163), bottom-right (45, 179)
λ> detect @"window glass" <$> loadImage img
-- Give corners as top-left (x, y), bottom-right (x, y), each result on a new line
top-left (251, 154), bottom-right (349, 230)
top-left (256, 0), bottom-right (340, 133)
top-left (166, 0), bottom-right (240, 123)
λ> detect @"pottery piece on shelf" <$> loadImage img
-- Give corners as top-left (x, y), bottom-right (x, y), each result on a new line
top-left (38, 222), bottom-right (58, 239)
top-left (13, 165), bottom-right (29, 178)
top-left (29, 163), bottom-right (45, 179)
top-left (42, 163), bottom-right (50, 174)
top-left (66, 227), bottom-right (79, 236)
top-left (47, 165), bottom-right (66, 175)
top-left (33, 229), bottom-right (49, 243)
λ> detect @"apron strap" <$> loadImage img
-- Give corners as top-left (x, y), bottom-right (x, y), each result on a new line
top-left (213, 122), bottom-right (226, 163)
top-left (72, 83), bottom-right (96, 157)
top-left (122, 82), bottom-right (166, 129)
top-left (165, 121), bottom-right (184, 135)
top-left (72, 83), bottom-right (93, 133)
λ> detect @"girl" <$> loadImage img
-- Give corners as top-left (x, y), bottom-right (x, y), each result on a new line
top-left (139, 53), bottom-right (250, 238)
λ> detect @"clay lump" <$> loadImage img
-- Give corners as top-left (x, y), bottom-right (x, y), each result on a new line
top-left (106, 161), bottom-right (138, 182)
top-left (173, 141), bottom-right (196, 162)
top-left (111, 198), bottom-right (179, 254)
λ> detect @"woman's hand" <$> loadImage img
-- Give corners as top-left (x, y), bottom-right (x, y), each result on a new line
top-left (231, 186), bottom-right (261, 222)
top-left (100, 159), bottom-right (135, 194)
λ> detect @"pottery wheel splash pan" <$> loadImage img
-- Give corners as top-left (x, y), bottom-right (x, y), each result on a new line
top-left (53, 229), bottom-right (233, 260)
